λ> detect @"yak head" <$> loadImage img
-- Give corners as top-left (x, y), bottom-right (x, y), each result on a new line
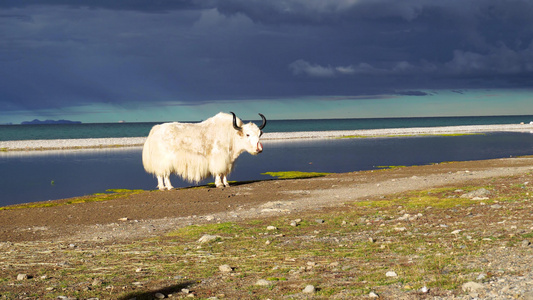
top-left (231, 112), bottom-right (267, 155)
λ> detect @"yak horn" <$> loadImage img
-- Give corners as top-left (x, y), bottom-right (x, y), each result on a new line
top-left (258, 113), bottom-right (267, 130)
top-left (230, 112), bottom-right (242, 130)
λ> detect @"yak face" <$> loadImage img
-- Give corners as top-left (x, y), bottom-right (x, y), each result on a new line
top-left (231, 112), bottom-right (266, 156)
top-left (241, 123), bottom-right (263, 155)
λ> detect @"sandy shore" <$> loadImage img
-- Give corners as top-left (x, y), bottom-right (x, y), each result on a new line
top-left (1, 123), bottom-right (533, 151)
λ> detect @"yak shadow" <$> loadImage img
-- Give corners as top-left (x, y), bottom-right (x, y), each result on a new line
top-left (176, 179), bottom-right (267, 190)
top-left (117, 281), bottom-right (196, 300)
top-left (165, 174), bottom-right (327, 192)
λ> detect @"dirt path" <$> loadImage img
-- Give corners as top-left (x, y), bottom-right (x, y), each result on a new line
top-left (2, 156), bottom-right (532, 243)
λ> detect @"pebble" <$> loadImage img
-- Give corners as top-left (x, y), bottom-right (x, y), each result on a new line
top-left (290, 219), bottom-right (302, 227)
top-left (266, 226), bottom-right (277, 231)
top-left (198, 235), bottom-right (220, 244)
top-left (302, 285), bottom-right (316, 293)
top-left (219, 264), bottom-right (233, 273)
top-left (461, 188), bottom-right (491, 199)
top-left (16, 274), bottom-right (28, 280)
top-left (385, 271), bottom-right (398, 277)
top-left (92, 279), bottom-right (102, 286)
top-left (154, 292), bottom-right (165, 299)
top-left (315, 219), bottom-right (325, 224)
top-left (369, 291), bottom-right (379, 298)
top-left (462, 281), bottom-right (483, 292)
top-left (255, 279), bottom-right (271, 286)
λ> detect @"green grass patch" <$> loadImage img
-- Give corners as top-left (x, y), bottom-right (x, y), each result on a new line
top-left (261, 171), bottom-right (330, 179)
top-left (376, 165), bottom-right (407, 170)
top-left (0, 189), bottom-right (144, 210)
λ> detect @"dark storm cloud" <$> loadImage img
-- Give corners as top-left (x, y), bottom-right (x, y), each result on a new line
top-left (1, 0), bottom-right (207, 11)
top-left (2, 0), bottom-right (533, 115)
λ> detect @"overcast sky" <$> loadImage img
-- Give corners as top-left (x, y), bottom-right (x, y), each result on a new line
top-left (2, 0), bottom-right (533, 123)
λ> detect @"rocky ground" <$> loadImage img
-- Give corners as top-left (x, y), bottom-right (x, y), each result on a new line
top-left (1, 156), bottom-right (533, 299)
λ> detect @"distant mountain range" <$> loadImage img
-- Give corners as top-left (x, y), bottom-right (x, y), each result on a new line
top-left (21, 119), bottom-right (82, 125)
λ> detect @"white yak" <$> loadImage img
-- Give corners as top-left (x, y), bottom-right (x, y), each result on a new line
top-left (142, 112), bottom-right (267, 190)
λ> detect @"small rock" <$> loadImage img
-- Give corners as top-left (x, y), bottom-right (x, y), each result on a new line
top-left (92, 279), bottom-right (103, 286)
top-left (385, 271), bottom-right (398, 277)
top-left (476, 273), bottom-right (487, 280)
top-left (290, 218), bottom-right (302, 227)
top-left (219, 264), bottom-right (233, 273)
top-left (521, 240), bottom-right (531, 247)
top-left (369, 291), bottom-right (379, 298)
top-left (266, 226), bottom-right (277, 231)
top-left (205, 215), bottom-right (215, 221)
top-left (255, 279), bottom-right (271, 286)
top-left (420, 286), bottom-right (429, 293)
top-left (16, 274), bottom-right (28, 280)
top-left (302, 285), bottom-right (315, 293)
top-left (198, 235), bottom-right (220, 244)
top-left (315, 219), bottom-right (325, 224)
top-left (155, 292), bottom-right (165, 299)
top-left (118, 217), bottom-right (129, 221)
top-left (462, 281), bottom-right (484, 292)
top-left (398, 213), bottom-right (410, 221)
top-left (461, 188), bottom-right (491, 199)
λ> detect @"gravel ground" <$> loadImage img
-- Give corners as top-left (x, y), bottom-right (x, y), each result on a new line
top-left (1, 124), bottom-right (533, 151)
top-left (2, 157), bottom-right (533, 299)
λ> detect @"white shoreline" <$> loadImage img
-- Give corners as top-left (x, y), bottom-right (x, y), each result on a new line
top-left (1, 124), bottom-right (533, 152)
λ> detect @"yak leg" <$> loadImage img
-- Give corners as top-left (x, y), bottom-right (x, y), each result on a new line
top-left (215, 174), bottom-right (224, 188)
top-left (222, 174), bottom-right (230, 187)
top-left (164, 176), bottom-right (174, 190)
top-left (157, 176), bottom-right (165, 191)
top-left (215, 174), bottom-right (230, 188)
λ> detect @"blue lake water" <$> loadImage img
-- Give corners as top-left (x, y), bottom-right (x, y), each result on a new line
top-left (2, 115), bottom-right (533, 141)
top-left (1, 132), bottom-right (533, 207)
